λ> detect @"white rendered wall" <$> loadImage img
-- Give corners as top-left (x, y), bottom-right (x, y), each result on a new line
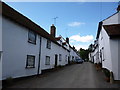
top-left (92, 48), bottom-right (99, 64)
top-left (99, 26), bottom-right (112, 71)
top-left (110, 39), bottom-right (119, 80)
top-left (98, 11), bottom-right (120, 80)
top-left (2, 17), bottom-right (41, 80)
top-left (0, 15), bottom-right (2, 52)
top-left (70, 48), bottom-right (75, 61)
top-left (0, 13), bottom-right (2, 88)
top-left (118, 39), bottom-right (120, 80)
top-left (41, 37), bottom-right (69, 70)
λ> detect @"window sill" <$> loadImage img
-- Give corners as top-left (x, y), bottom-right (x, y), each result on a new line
top-left (28, 40), bottom-right (36, 45)
top-left (26, 66), bottom-right (35, 69)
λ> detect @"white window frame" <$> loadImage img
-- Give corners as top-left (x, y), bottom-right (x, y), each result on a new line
top-left (59, 54), bottom-right (62, 61)
top-left (28, 30), bottom-right (37, 44)
top-left (26, 55), bottom-right (35, 68)
top-left (45, 56), bottom-right (50, 65)
top-left (65, 55), bottom-right (67, 61)
top-left (46, 40), bottom-right (51, 49)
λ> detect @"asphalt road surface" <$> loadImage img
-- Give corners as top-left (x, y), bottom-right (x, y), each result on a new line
top-left (8, 62), bottom-right (119, 88)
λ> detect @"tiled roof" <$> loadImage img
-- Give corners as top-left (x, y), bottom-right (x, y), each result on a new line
top-left (2, 2), bottom-right (60, 46)
top-left (55, 37), bottom-right (61, 41)
top-left (103, 24), bottom-right (120, 38)
top-left (1, 2), bottom-right (79, 53)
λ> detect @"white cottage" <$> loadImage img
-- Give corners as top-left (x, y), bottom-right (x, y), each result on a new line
top-left (2, 2), bottom-right (43, 80)
top-left (1, 2), bottom-right (80, 80)
top-left (41, 27), bottom-right (70, 70)
top-left (96, 5), bottom-right (120, 80)
top-left (55, 35), bottom-right (70, 66)
top-left (69, 46), bottom-right (80, 62)
top-left (89, 40), bottom-right (99, 64)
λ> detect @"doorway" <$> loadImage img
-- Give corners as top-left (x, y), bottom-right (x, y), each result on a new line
top-left (55, 54), bottom-right (58, 67)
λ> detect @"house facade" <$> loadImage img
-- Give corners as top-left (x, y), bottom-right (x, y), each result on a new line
top-left (89, 4), bottom-right (120, 80)
top-left (1, 2), bottom-right (80, 80)
top-left (69, 46), bottom-right (79, 62)
top-left (89, 40), bottom-right (99, 64)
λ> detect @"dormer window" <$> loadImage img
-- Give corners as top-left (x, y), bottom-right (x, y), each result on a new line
top-left (28, 30), bottom-right (36, 44)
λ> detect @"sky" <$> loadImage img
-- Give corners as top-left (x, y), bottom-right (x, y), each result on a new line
top-left (5, 2), bottom-right (118, 50)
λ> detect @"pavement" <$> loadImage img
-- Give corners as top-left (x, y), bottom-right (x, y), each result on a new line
top-left (6, 62), bottom-right (120, 88)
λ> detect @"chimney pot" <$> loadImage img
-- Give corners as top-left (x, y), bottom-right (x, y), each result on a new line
top-left (50, 24), bottom-right (56, 37)
top-left (66, 37), bottom-right (69, 44)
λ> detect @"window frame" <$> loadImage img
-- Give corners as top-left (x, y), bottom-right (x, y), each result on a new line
top-left (45, 56), bottom-right (50, 65)
top-left (46, 40), bottom-right (51, 49)
top-left (59, 54), bottom-right (62, 61)
top-left (102, 47), bottom-right (105, 61)
top-left (28, 30), bottom-right (37, 44)
top-left (65, 55), bottom-right (67, 61)
top-left (26, 55), bottom-right (35, 68)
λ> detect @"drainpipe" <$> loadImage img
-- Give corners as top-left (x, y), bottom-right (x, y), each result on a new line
top-left (37, 36), bottom-right (42, 75)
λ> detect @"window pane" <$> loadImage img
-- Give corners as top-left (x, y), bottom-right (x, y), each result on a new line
top-left (28, 31), bottom-right (36, 44)
top-left (59, 54), bottom-right (62, 61)
top-left (45, 56), bottom-right (50, 65)
top-left (46, 40), bottom-right (51, 49)
top-left (26, 55), bottom-right (35, 68)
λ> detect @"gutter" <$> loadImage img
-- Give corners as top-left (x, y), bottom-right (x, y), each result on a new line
top-left (37, 36), bottom-right (42, 75)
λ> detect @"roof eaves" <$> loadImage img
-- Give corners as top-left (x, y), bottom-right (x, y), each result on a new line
top-left (2, 2), bottom-right (60, 46)
top-left (96, 21), bottom-right (103, 39)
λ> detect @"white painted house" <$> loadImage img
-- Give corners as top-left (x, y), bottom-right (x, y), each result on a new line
top-left (89, 40), bottom-right (99, 64)
top-left (1, 2), bottom-right (80, 80)
top-left (2, 2), bottom-right (42, 80)
top-left (90, 4), bottom-right (120, 80)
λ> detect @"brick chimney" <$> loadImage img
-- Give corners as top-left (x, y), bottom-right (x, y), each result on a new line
top-left (50, 24), bottom-right (56, 37)
top-left (66, 37), bottom-right (69, 44)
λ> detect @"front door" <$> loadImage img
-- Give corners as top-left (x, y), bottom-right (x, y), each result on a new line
top-left (55, 54), bottom-right (58, 67)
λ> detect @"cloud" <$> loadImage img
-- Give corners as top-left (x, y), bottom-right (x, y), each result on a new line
top-left (68, 22), bottom-right (85, 27)
top-left (70, 34), bottom-right (94, 43)
top-left (71, 44), bottom-right (89, 50)
top-left (75, 44), bottom-right (88, 50)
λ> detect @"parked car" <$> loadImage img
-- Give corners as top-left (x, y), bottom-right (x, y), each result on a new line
top-left (76, 59), bottom-right (84, 64)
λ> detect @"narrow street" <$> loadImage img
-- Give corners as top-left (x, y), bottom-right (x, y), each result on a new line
top-left (8, 62), bottom-right (119, 88)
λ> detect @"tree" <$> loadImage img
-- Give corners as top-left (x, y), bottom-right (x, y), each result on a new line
top-left (78, 48), bottom-right (89, 61)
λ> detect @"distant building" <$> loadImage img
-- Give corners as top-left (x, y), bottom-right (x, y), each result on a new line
top-left (89, 40), bottom-right (99, 64)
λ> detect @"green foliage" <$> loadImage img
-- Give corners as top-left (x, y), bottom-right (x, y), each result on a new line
top-left (78, 48), bottom-right (89, 61)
